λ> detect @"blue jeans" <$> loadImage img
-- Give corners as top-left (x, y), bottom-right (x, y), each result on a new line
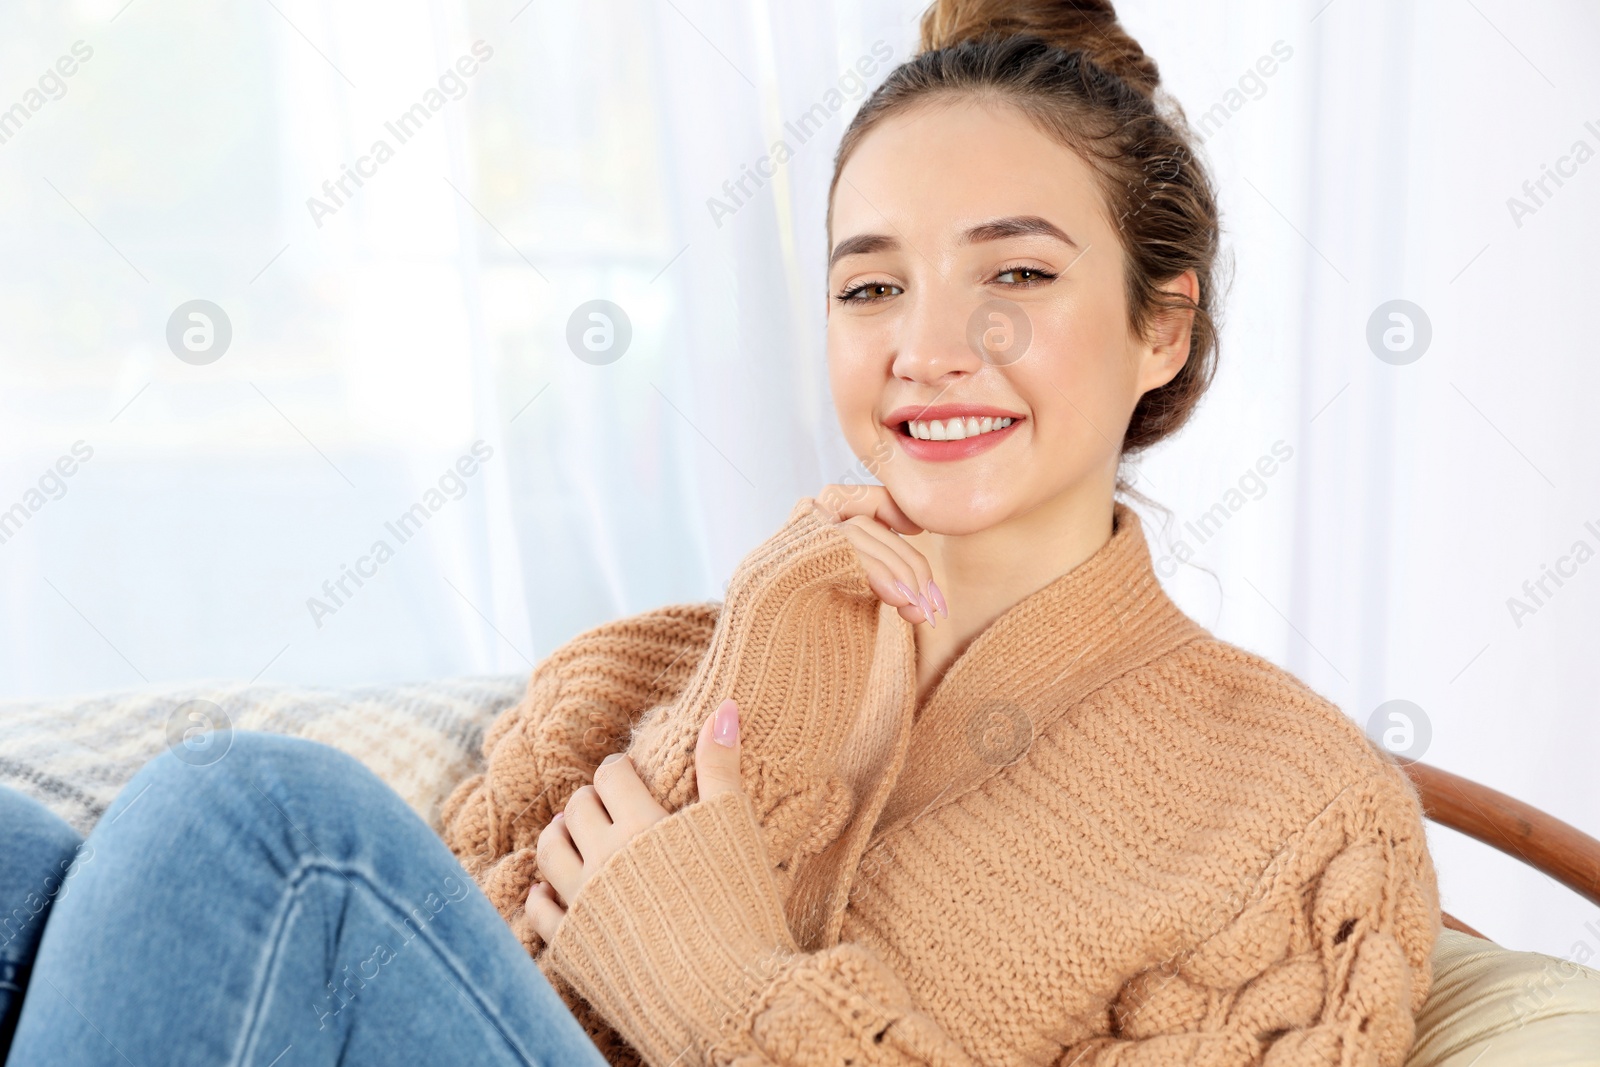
top-left (0, 733), bottom-right (610, 1066)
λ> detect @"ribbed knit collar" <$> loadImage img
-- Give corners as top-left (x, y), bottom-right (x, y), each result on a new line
top-left (870, 500), bottom-right (1209, 843)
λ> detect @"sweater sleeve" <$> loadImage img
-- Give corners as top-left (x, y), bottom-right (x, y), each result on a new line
top-left (616, 496), bottom-right (886, 874)
top-left (541, 497), bottom-right (927, 1067)
top-left (437, 604), bottom-right (723, 1065)
top-left (438, 600), bottom-right (721, 943)
top-left (1062, 759), bottom-right (1441, 1067)
top-left (545, 788), bottom-right (981, 1067)
top-left (443, 498), bottom-right (889, 1063)
top-left (441, 496), bottom-right (881, 914)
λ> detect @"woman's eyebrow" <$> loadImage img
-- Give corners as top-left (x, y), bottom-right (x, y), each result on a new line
top-left (828, 233), bottom-right (898, 269)
top-left (828, 216), bottom-right (1076, 270)
top-left (963, 215), bottom-right (1078, 249)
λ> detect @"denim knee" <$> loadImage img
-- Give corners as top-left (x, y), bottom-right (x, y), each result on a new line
top-left (136, 729), bottom-right (366, 786)
top-left (0, 787), bottom-right (82, 862)
top-left (0, 787), bottom-right (85, 952)
top-left (118, 731), bottom-right (390, 833)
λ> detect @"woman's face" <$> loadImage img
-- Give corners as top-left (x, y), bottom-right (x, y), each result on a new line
top-left (826, 97), bottom-right (1192, 536)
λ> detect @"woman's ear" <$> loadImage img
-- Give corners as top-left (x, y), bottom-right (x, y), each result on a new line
top-left (1136, 269), bottom-right (1199, 393)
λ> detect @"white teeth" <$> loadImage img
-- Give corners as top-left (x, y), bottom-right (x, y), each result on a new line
top-left (906, 417), bottom-right (1015, 441)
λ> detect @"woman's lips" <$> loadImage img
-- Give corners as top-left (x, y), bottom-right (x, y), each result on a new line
top-left (890, 416), bottom-right (1023, 462)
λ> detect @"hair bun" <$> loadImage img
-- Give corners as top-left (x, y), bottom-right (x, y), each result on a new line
top-left (919, 0), bottom-right (1161, 97)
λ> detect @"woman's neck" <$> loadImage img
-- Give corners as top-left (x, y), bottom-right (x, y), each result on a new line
top-left (904, 485), bottom-right (1117, 708)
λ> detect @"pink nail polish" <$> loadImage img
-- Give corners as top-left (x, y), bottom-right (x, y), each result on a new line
top-left (713, 698), bottom-right (739, 748)
top-left (918, 594), bottom-right (936, 627)
top-left (892, 579), bottom-right (919, 607)
top-left (927, 579), bottom-right (948, 618)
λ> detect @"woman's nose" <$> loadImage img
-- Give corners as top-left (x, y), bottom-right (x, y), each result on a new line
top-left (890, 290), bottom-right (988, 384)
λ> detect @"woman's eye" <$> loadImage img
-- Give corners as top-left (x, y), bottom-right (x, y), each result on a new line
top-left (995, 267), bottom-right (1055, 285)
top-left (838, 282), bottom-right (904, 302)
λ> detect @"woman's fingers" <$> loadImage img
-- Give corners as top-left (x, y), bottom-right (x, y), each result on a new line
top-left (843, 515), bottom-right (935, 595)
top-left (839, 520), bottom-right (937, 625)
top-left (561, 784), bottom-right (611, 844)
top-left (590, 754), bottom-right (667, 833)
top-left (535, 759), bottom-right (671, 915)
top-left (809, 484), bottom-right (948, 623)
top-left (845, 539), bottom-right (925, 624)
top-left (813, 484), bottom-right (922, 536)
top-left (525, 880), bottom-right (565, 941)
top-left (535, 812), bottom-right (583, 903)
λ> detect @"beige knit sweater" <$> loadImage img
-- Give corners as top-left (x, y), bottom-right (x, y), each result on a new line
top-left (439, 498), bottom-right (1440, 1067)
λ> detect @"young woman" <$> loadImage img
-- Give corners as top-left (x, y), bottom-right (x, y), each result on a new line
top-left (0, 1), bottom-right (1440, 1065)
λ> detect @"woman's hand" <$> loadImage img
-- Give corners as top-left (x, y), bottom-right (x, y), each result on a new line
top-left (810, 485), bottom-right (947, 627)
top-left (526, 698), bottom-right (747, 943)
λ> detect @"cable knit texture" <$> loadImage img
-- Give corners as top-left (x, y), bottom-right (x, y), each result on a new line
top-left (439, 498), bottom-right (1441, 1067)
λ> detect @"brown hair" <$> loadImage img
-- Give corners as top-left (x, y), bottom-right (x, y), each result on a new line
top-left (828, 0), bottom-right (1223, 460)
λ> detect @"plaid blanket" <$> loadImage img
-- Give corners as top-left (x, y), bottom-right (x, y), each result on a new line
top-left (0, 674), bottom-right (524, 835)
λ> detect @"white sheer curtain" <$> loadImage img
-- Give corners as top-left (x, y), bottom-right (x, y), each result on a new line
top-left (1125, 0), bottom-right (1600, 962)
top-left (1, 0), bottom-right (1595, 958)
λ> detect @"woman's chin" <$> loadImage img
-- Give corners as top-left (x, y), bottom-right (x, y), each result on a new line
top-left (891, 487), bottom-right (1013, 538)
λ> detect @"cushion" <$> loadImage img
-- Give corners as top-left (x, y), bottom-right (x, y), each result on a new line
top-left (0, 674), bottom-right (523, 834)
top-left (1406, 927), bottom-right (1600, 1065)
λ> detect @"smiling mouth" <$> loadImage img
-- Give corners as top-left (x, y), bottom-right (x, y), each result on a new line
top-left (884, 409), bottom-right (1026, 463)
top-left (901, 415), bottom-right (1015, 441)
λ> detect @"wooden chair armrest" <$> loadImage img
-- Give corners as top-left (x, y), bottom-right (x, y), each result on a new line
top-left (1400, 758), bottom-right (1600, 913)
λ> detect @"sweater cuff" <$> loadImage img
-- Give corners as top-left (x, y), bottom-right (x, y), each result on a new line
top-left (545, 789), bottom-right (802, 1066)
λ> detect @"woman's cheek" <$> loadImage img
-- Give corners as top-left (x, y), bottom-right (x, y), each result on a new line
top-left (829, 344), bottom-right (882, 451)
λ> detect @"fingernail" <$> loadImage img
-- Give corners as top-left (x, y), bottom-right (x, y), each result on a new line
top-left (918, 594), bottom-right (937, 627)
top-left (927, 579), bottom-right (948, 618)
top-left (892, 579), bottom-right (919, 607)
top-left (713, 698), bottom-right (740, 748)
top-left (552, 811), bottom-right (564, 821)
top-left (600, 753), bottom-right (623, 766)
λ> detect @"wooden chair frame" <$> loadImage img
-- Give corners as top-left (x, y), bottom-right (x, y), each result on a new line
top-left (1400, 759), bottom-right (1600, 942)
